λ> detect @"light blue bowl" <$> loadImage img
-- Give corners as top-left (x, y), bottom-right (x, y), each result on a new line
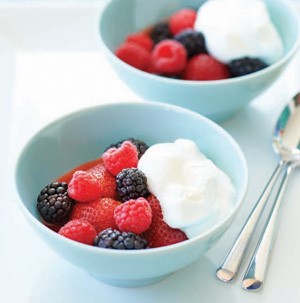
top-left (15, 102), bottom-right (248, 287)
top-left (99, 0), bottom-right (300, 122)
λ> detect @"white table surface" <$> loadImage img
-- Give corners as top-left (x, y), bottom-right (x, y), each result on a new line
top-left (1, 1), bottom-right (300, 302)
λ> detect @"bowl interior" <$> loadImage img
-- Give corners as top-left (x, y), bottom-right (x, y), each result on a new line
top-left (100, 0), bottom-right (299, 59)
top-left (16, 102), bottom-right (247, 226)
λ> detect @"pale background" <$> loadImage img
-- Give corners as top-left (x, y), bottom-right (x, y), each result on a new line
top-left (1, 1), bottom-right (300, 302)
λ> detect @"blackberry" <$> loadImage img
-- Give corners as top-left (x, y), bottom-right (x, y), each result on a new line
top-left (174, 30), bottom-right (207, 57)
top-left (228, 57), bottom-right (268, 77)
top-left (105, 138), bottom-right (149, 158)
top-left (37, 182), bottom-right (74, 224)
top-left (158, 73), bottom-right (181, 79)
top-left (150, 21), bottom-right (172, 44)
top-left (116, 168), bottom-right (149, 202)
top-left (94, 228), bottom-right (148, 250)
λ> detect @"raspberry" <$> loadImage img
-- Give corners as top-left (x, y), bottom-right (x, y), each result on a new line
top-left (87, 163), bottom-right (117, 199)
top-left (145, 59), bottom-right (157, 74)
top-left (169, 9), bottom-right (197, 35)
top-left (183, 54), bottom-right (229, 81)
top-left (58, 219), bottom-right (97, 245)
top-left (115, 42), bottom-right (151, 70)
top-left (151, 40), bottom-right (187, 74)
top-left (71, 197), bottom-right (121, 232)
top-left (105, 137), bottom-right (149, 159)
top-left (142, 195), bottom-right (188, 248)
top-left (126, 32), bottom-right (153, 52)
top-left (68, 170), bottom-right (102, 202)
top-left (116, 168), bottom-right (149, 202)
top-left (56, 158), bottom-right (103, 184)
top-left (37, 182), bottom-right (74, 224)
top-left (174, 30), bottom-right (207, 57)
top-left (103, 141), bottom-right (138, 176)
top-left (114, 197), bottom-right (152, 234)
top-left (94, 228), bottom-right (148, 250)
top-left (228, 57), bottom-right (268, 77)
top-left (150, 21), bottom-right (173, 44)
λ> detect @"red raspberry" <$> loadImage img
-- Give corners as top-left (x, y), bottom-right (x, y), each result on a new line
top-left (115, 42), bottom-right (151, 70)
top-left (114, 197), bottom-right (152, 234)
top-left (87, 163), bottom-right (117, 199)
top-left (151, 40), bottom-right (187, 74)
top-left (169, 9), bottom-right (197, 35)
top-left (126, 32), bottom-right (153, 52)
top-left (56, 158), bottom-right (103, 184)
top-left (103, 141), bottom-right (138, 176)
top-left (142, 195), bottom-right (188, 248)
top-left (183, 54), bottom-right (229, 81)
top-left (71, 197), bottom-right (121, 233)
top-left (58, 219), bottom-right (97, 245)
top-left (68, 170), bottom-right (102, 203)
top-left (145, 59), bottom-right (157, 74)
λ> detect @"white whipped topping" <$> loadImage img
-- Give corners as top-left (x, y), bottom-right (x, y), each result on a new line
top-left (194, 0), bottom-right (284, 64)
top-left (138, 139), bottom-right (235, 238)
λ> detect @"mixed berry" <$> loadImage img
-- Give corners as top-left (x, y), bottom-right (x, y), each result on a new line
top-left (115, 8), bottom-right (269, 80)
top-left (36, 138), bottom-right (188, 250)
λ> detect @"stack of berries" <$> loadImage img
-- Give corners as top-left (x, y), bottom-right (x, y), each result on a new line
top-left (115, 8), bottom-right (268, 80)
top-left (36, 138), bottom-right (187, 250)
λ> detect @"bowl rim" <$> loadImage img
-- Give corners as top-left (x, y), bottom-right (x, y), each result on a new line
top-left (15, 101), bottom-right (249, 255)
top-left (99, 0), bottom-right (300, 86)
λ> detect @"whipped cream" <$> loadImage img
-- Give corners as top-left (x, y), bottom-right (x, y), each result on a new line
top-left (194, 0), bottom-right (283, 64)
top-left (138, 139), bottom-right (235, 238)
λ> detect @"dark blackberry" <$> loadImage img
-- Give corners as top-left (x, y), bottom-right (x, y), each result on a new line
top-left (105, 138), bottom-right (149, 158)
top-left (150, 21), bottom-right (172, 44)
top-left (158, 73), bottom-right (181, 79)
top-left (116, 168), bottom-right (149, 202)
top-left (174, 30), bottom-right (207, 57)
top-left (228, 57), bottom-right (268, 77)
top-left (94, 228), bottom-right (148, 250)
top-left (37, 182), bottom-right (74, 224)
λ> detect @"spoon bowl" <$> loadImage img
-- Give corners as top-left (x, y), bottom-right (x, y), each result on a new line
top-left (273, 93), bottom-right (300, 162)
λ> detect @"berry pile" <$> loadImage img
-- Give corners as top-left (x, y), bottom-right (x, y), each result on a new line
top-left (115, 8), bottom-right (269, 80)
top-left (36, 138), bottom-right (187, 250)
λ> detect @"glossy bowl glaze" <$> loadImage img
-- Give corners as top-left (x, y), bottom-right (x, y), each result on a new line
top-left (15, 102), bottom-right (248, 287)
top-left (99, 0), bottom-right (300, 122)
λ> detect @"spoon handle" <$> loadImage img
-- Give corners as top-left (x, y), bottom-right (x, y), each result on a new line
top-left (216, 161), bottom-right (286, 282)
top-left (242, 164), bottom-right (293, 291)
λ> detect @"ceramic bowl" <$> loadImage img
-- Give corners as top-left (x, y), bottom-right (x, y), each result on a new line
top-left (99, 0), bottom-right (300, 122)
top-left (15, 102), bottom-right (248, 287)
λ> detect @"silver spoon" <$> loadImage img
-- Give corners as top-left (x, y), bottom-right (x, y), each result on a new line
top-left (216, 93), bottom-right (300, 284)
top-left (242, 95), bottom-right (300, 291)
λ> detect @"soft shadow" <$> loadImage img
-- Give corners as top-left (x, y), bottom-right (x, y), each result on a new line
top-left (29, 256), bottom-right (236, 303)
